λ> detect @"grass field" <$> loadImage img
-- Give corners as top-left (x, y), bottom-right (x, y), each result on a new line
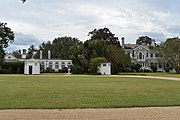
top-left (0, 75), bottom-right (180, 109)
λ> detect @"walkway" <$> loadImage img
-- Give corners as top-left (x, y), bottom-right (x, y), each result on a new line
top-left (0, 107), bottom-right (180, 120)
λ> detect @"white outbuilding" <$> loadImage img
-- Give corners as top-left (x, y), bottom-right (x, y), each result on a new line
top-left (24, 59), bottom-right (40, 75)
top-left (98, 62), bottom-right (111, 75)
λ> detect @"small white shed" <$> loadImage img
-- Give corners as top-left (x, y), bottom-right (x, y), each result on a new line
top-left (24, 59), bottom-right (40, 75)
top-left (98, 62), bottom-right (111, 75)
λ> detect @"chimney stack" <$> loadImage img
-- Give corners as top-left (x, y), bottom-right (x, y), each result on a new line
top-left (22, 49), bottom-right (27, 55)
top-left (40, 50), bottom-right (43, 59)
top-left (121, 37), bottom-right (125, 48)
top-left (48, 50), bottom-right (51, 59)
top-left (151, 39), bottom-right (155, 47)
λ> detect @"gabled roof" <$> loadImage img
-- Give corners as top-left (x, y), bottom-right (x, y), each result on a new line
top-left (4, 54), bottom-right (18, 60)
top-left (124, 44), bottom-right (137, 49)
top-left (124, 44), bottom-right (149, 50)
top-left (133, 45), bottom-right (149, 51)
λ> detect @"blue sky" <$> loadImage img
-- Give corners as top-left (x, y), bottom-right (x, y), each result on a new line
top-left (1, 0), bottom-right (180, 51)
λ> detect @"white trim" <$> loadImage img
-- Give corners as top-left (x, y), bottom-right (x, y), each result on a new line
top-left (133, 45), bottom-right (149, 51)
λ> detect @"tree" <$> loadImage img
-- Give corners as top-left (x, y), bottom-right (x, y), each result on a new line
top-left (0, 23), bottom-right (14, 49)
top-left (68, 43), bottom-right (84, 66)
top-left (27, 45), bottom-right (38, 59)
top-left (0, 22), bottom-right (15, 68)
top-left (158, 37), bottom-right (180, 74)
top-left (51, 36), bottom-right (80, 59)
top-left (136, 36), bottom-right (153, 45)
top-left (106, 45), bottom-right (131, 74)
top-left (88, 28), bottom-right (120, 46)
top-left (36, 41), bottom-right (52, 59)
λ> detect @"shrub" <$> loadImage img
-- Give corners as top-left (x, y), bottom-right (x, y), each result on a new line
top-left (131, 63), bottom-right (141, 72)
top-left (71, 66), bottom-right (83, 74)
top-left (0, 70), bottom-right (11, 74)
top-left (61, 67), bottom-right (68, 73)
top-left (1, 62), bottom-right (24, 74)
top-left (45, 67), bottom-right (54, 73)
top-left (150, 64), bottom-right (157, 72)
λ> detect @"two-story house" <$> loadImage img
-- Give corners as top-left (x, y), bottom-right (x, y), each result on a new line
top-left (122, 38), bottom-right (165, 72)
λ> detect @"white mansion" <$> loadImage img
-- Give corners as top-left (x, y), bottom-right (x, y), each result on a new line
top-left (5, 49), bottom-right (72, 72)
top-left (122, 38), bottom-right (165, 72)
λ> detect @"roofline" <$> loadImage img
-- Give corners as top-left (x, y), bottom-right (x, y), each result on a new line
top-left (133, 45), bottom-right (149, 51)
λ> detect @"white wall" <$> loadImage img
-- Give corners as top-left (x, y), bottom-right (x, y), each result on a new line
top-left (24, 61), bottom-right (40, 75)
top-left (98, 63), bottom-right (111, 75)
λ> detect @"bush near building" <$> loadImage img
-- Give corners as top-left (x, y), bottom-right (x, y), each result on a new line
top-left (1, 62), bottom-right (24, 74)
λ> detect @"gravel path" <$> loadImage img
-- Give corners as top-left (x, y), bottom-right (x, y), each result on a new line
top-left (116, 75), bottom-right (180, 81)
top-left (0, 107), bottom-right (180, 120)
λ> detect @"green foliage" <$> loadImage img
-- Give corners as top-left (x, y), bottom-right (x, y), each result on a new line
top-left (68, 43), bottom-right (84, 66)
top-left (60, 67), bottom-right (68, 73)
top-left (44, 67), bottom-right (54, 73)
top-left (36, 41), bottom-right (51, 59)
top-left (37, 36), bottom-right (80, 59)
top-left (150, 64), bottom-right (157, 72)
top-left (0, 23), bottom-right (14, 48)
top-left (136, 36), bottom-right (153, 45)
top-left (106, 45), bottom-right (131, 74)
top-left (83, 39), bottom-right (106, 60)
top-left (71, 66), bottom-right (84, 74)
top-left (33, 28), bottom-right (131, 74)
top-left (0, 23), bottom-right (15, 67)
top-left (24, 45), bottom-right (38, 59)
top-left (89, 57), bottom-right (106, 74)
top-left (131, 63), bottom-right (142, 72)
top-left (88, 27), bottom-right (120, 46)
top-left (0, 69), bottom-right (11, 74)
top-left (1, 62), bottom-right (24, 74)
top-left (158, 37), bottom-right (180, 74)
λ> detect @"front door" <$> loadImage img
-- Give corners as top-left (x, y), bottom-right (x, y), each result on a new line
top-left (29, 66), bottom-right (33, 75)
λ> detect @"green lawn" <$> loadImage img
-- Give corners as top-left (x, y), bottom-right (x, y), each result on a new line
top-left (0, 75), bottom-right (180, 109)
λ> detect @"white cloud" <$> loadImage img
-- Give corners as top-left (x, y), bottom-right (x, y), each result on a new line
top-left (1, 0), bottom-right (180, 51)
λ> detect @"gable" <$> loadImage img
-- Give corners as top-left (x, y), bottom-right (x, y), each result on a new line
top-left (4, 54), bottom-right (17, 60)
top-left (133, 45), bottom-right (149, 51)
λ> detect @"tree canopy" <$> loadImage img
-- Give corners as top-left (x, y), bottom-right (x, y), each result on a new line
top-left (0, 22), bottom-right (15, 67)
top-left (158, 37), bottom-right (180, 74)
top-left (136, 36), bottom-right (153, 46)
top-left (36, 36), bottom-right (80, 59)
top-left (0, 23), bottom-right (15, 49)
top-left (88, 27), bottom-right (120, 46)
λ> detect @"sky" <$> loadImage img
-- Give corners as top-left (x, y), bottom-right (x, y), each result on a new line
top-left (1, 0), bottom-right (180, 52)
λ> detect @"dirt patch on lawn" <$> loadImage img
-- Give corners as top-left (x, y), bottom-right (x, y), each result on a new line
top-left (0, 107), bottom-right (180, 120)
